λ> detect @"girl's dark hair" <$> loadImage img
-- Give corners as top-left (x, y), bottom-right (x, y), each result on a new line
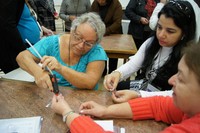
top-left (138, 0), bottom-right (196, 90)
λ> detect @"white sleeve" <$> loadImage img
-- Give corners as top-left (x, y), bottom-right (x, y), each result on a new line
top-left (187, 0), bottom-right (200, 43)
top-left (116, 37), bottom-right (154, 81)
top-left (140, 90), bottom-right (173, 97)
top-left (149, 3), bottom-right (164, 30)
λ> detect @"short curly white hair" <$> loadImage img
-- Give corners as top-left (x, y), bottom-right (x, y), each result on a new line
top-left (71, 12), bottom-right (106, 44)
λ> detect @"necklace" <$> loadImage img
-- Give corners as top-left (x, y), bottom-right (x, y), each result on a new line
top-left (67, 36), bottom-right (80, 71)
top-left (145, 48), bottom-right (162, 82)
top-left (145, 47), bottom-right (171, 82)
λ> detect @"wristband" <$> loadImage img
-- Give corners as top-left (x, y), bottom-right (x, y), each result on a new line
top-left (63, 110), bottom-right (75, 122)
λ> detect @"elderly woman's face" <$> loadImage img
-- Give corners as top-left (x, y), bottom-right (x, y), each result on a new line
top-left (156, 14), bottom-right (183, 47)
top-left (97, 0), bottom-right (107, 6)
top-left (70, 23), bottom-right (97, 56)
top-left (168, 56), bottom-right (200, 116)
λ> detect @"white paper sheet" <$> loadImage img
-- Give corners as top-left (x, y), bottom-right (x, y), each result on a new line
top-left (2, 68), bottom-right (34, 82)
top-left (94, 120), bottom-right (125, 133)
top-left (0, 116), bottom-right (42, 133)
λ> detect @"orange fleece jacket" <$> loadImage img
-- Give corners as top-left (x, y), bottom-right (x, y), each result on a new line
top-left (70, 96), bottom-right (200, 133)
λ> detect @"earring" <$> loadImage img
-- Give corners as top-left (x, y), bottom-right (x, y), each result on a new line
top-left (181, 35), bottom-right (185, 40)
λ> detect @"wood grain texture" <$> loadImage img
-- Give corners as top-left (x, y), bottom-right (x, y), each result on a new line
top-left (0, 79), bottom-right (168, 133)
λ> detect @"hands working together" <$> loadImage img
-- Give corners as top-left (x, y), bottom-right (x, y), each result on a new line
top-left (51, 89), bottom-right (137, 121)
top-left (34, 55), bottom-right (62, 92)
top-left (50, 70), bottom-right (140, 125)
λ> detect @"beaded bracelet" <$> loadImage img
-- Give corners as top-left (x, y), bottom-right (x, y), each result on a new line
top-left (63, 110), bottom-right (75, 122)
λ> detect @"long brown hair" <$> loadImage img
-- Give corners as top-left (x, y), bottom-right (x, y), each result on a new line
top-left (182, 42), bottom-right (200, 83)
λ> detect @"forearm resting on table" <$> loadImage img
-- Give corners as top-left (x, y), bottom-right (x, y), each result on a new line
top-left (102, 102), bottom-right (133, 119)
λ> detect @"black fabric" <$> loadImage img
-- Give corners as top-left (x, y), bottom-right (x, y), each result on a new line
top-left (0, 0), bottom-right (26, 73)
top-left (125, 0), bottom-right (158, 49)
top-left (135, 58), bottom-right (177, 91)
top-left (103, 58), bottom-right (118, 76)
top-left (98, 0), bottom-right (112, 21)
top-left (116, 80), bottom-right (130, 90)
top-left (30, 0), bottom-right (56, 31)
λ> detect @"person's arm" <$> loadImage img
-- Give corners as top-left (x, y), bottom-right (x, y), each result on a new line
top-left (57, 44), bottom-right (106, 89)
top-left (111, 90), bottom-right (141, 103)
top-left (125, 0), bottom-right (141, 23)
top-left (41, 26), bottom-right (54, 36)
top-left (111, 89), bottom-right (172, 103)
top-left (26, 36), bottom-right (106, 89)
top-left (86, 0), bottom-right (91, 12)
top-left (128, 96), bottom-right (183, 123)
top-left (16, 50), bottom-right (54, 90)
top-left (104, 38), bottom-right (153, 91)
top-left (117, 37), bottom-right (154, 81)
top-left (80, 101), bottom-right (133, 119)
top-left (16, 50), bottom-right (41, 76)
top-left (81, 96), bottom-right (182, 123)
top-left (57, 60), bottom-right (105, 89)
top-left (149, 2), bottom-right (165, 30)
top-left (16, 36), bottom-right (61, 91)
top-left (80, 96), bottom-right (184, 123)
top-left (105, 1), bottom-right (123, 35)
top-left (51, 94), bottom-right (112, 133)
top-left (59, 0), bottom-right (70, 22)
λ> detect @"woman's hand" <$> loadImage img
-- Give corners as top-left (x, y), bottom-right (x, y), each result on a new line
top-left (41, 56), bottom-right (63, 72)
top-left (111, 90), bottom-right (140, 103)
top-left (41, 26), bottom-right (54, 36)
top-left (79, 101), bottom-right (107, 118)
top-left (69, 15), bottom-right (76, 21)
top-left (34, 70), bottom-right (53, 91)
top-left (34, 56), bottom-right (62, 91)
top-left (51, 94), bottom-right (72, 116)
top-left (103, 71), bottom-right (121, 91)
top-left (54, 11), bottom-right (59, 19)
top-left (140, 17), bottom-right (149, 25)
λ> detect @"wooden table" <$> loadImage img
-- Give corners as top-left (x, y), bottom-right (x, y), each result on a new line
top-left (0, 79), bottom-right (168, 133)
top-left (100, 34), bottom-right (137, 61)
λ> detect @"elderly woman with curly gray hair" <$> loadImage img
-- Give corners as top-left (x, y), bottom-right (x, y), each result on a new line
top-left (16, 12), bottom-right (107, 91)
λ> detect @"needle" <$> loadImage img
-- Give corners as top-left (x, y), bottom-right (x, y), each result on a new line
top-left (111, 87), bottom-right (118, 98)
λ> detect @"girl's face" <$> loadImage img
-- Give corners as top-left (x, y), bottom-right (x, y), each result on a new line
top-left (156, 14), bottom-right (183, 47)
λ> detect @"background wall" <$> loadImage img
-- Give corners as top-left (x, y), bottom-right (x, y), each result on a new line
top-left (54, 0), bottom-right (130, 9)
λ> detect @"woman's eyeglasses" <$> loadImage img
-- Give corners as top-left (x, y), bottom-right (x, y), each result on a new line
top-left (72, 32), bottom-right (95, 48)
